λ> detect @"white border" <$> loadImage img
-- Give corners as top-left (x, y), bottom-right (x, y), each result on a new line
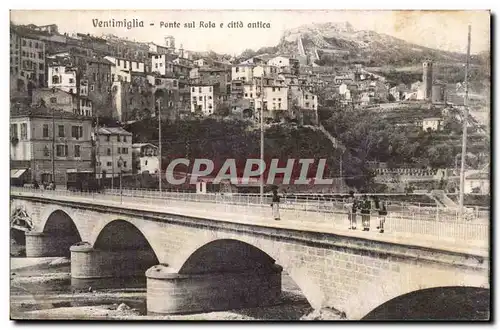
top-left (2, 1), bottom-right (497, 329)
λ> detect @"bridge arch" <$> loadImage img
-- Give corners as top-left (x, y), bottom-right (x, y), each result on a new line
top-left (26, 208), bottom-right (83, 257)
top-left (362, 286), bottom-right (490, 320)
top-left (343, 262), bottom-right (490, 320)
top-left (71, 219), bottom-right (160, 288)
top-left (178, 239), bottom-right (278, 275)
top-left (169, 237), bottom-right (318, 310)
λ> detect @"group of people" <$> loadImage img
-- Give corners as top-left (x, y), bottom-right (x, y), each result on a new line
top-left (32, 180), bottom-right (56, 190)
top-left (270, 189), bottom-right (388, 233)
top-left (344, 192), bottom-right (387, 233)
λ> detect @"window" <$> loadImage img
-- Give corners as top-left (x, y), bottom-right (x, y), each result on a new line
top-left (117, 147), bottom-right (121, 154)
top-left (58, 125), bottom-right (65, 137)
top-left (49, 97), bottom-right (57, 104)
top-left (22, 40), bottom-right (26, 46)
top-left (107, 148), bottom-right (111, 156)
top-left (69, 78), bottom-right (74, 84)
top-left (106, 135), bottom-right (110, 142)
top-left (43, 146), bottom-right (50, 157)
top-left (145, 160), bottom-right (148, 165)
top-left (52, 76), bottom-right (60, 84)
top-left (117, 59), bottom-right (121, 66)
top-left (192, 87), bottom-right (195, 92)
top-left (124, 61), bottom-right (127, 69)
top-left (39, 63), bottom-right (44, 70)
top-left (10, 124), bottom-right (18, 139)
top-left (192, 96), bottom-right (196, 101)
top-left (43, 124), bottom-right (49, 138)
top-left (305, 95), bottom-right (309, 100)
top-left (136, 62), bottom-right (139, 69)
top-left (93, 73), bottom-right (96, 81)
top-left (244, 93), bottom-right (248, 97)
top-left (117, 135), bottom-right (121, 142)
top-left (199, 87), bottom-right (202, 93)
top-left (272, 87), bottom-right (275, 92)
top-left (112, 74), bottom-right (115, 81)
top-left (123, 161), bottom-right (127, 168)
top-left (56, 144), bottom-right (68, 157)
top-left (199, 96), bottom-right (202, 101)
top-left (122, 147), bottom-right (128, 154)
top-left (71, 126), bottom-right (83, 139)
top-left (20, 123), bottom-right (27, 140)
top-left (90, 85), bottom-right (94, 91)
top-left (38, 52), bottom-right (43, 59)
top-left (74, 145), bottom-right (81, 157)
top-left (123, 136), bottom-right (127, 142)
top-left (107, 161), bottom-right (112, 166)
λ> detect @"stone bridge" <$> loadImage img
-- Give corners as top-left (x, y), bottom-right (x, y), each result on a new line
top-left (10, 192), bottom-right (489, 319)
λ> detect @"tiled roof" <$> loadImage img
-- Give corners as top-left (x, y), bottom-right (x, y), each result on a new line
top-left (10, 106), bottom-right (92, 120)
top-left (98, 127), bottom-right (132, 136)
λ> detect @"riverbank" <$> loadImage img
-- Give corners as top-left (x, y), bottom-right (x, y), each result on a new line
top-left (10, 257), bottom-right (324, 320)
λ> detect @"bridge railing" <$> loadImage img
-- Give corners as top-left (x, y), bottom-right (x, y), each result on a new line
top-left (10, 187), bottom-right (489, 243)
top-left (100, 188), bottom-right (489, 223)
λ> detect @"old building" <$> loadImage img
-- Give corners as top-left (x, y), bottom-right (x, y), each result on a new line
top-left (10, 106), bottom-right (93, 185)
top-left (422, 117), bottom-right (443, 131)
top-left (47, 65), bottom-right (78, 94)
top-left (151, 54), bottom-right (176, 76)
top-left (132, 143), bottom-right (159, 174)
top-left (85, 57), bottom-right (113, 117)
top-left (231, 64), bottom-right (254, 82)
top-left (10, 26), bottom-right (47, 93)
top-left (95, 127), bottom-right (133, 179)
top-left (191, 85), bottom-right (216, 116)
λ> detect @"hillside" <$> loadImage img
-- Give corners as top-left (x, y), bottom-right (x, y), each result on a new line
top-left (241, 22), bottom-right (478, 67)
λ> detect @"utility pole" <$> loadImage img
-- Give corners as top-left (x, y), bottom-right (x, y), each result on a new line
top-left (52, 108), bottom-right (55, 183)
top-left (111, 138), bottom-right (114, 190)
top-left (157, 98), bottom-right (162, 193)
top-left (96, 115), bottom-right (100, 186)
top-left (259, 76), bottom-right (264, 203)
top-left (339, 152), bottom-right (343, 193)
top-left (459, 24), bottom-right (471, 220)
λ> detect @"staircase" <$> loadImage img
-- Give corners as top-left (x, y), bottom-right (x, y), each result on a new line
top-left (430, 190), bottom-right (458, 208)
top-left (305, 124), bottom-right (346, 152)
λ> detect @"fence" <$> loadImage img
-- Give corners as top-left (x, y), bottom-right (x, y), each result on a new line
top-left (10, 187), bottom-right (489, 243)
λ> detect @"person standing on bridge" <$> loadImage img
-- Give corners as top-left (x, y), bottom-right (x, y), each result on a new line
top-left (361, 195), bottom-right (371, 231)
top-left (373, 196), bottom-right (387, 233)
top-left (345, 191), bottom-right (358, 230)
top-left (271, 188), bottom-right (281, 221)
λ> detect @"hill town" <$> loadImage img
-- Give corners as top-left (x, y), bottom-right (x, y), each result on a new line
top-left (9, 21), bottom-right (490, 202)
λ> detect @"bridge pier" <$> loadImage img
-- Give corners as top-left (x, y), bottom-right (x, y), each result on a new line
top-left (145, 264), bottom-right (283, 314)
top-left (25, 231), bottom-right (80, 257)
top-left (70, 243), bottom-right (158, 288)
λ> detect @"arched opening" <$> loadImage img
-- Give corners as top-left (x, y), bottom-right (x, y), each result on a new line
top-left (362, 286), bottom-right (490, 320)
top-left (172, 239), bottom-right (312, 318)
top-left (86, 220), bottom-right (158, 289)
top-left (42, 210), bottom-right (82, 257)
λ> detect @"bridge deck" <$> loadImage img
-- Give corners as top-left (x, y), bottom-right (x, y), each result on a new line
top-left (11, 189), bottom-right (488, 257)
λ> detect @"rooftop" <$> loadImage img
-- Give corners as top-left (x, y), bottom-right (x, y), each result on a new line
top-left (10, 106), bottom-right (92, 121)
top-left (98, 127), bottom-right (133, 136)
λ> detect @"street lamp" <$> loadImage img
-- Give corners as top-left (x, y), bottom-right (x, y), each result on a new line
top-left (118, 156), bottom-right (124, 204)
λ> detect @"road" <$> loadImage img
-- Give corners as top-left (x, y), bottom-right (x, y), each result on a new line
top-left (11, 189), bottom-right (488, 255)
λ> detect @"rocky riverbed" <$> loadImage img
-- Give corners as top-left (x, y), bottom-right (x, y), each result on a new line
top-left (11, 256), bottom-right (344, 320)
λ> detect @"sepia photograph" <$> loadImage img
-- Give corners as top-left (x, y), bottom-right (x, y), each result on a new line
top-left (8, 9), bottom-right (491, 321)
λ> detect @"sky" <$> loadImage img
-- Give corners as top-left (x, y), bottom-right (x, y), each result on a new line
top-left (10, 10), bottom-right (490, 56)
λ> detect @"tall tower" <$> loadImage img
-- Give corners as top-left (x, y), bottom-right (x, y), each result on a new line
top-left (165, 36), bottom-right (175, 50)
top-left (422, 60), bottom-right (433, 101)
